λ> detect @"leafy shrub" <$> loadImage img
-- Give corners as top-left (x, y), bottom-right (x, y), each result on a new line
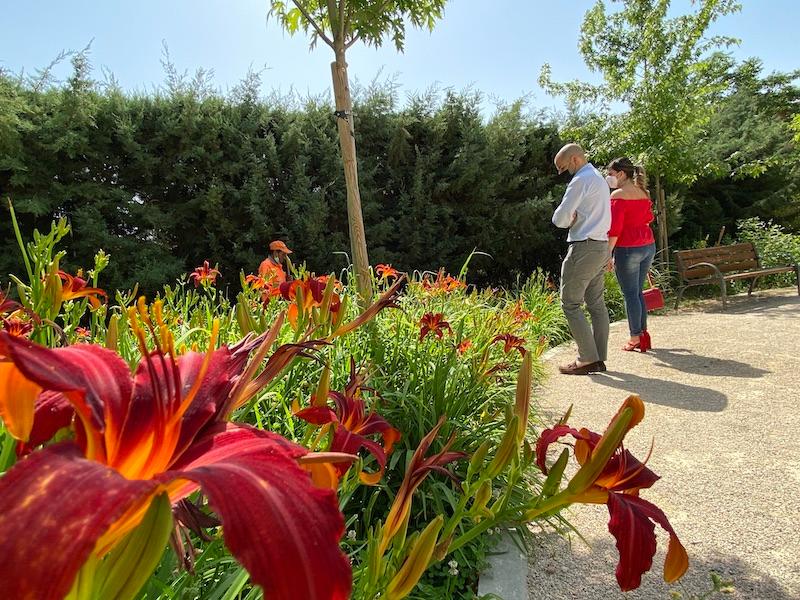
top-left (737, 217), bottom-right (800, 287)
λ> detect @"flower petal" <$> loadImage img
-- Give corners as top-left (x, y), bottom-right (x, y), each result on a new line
top-left (295, 406), bottom-right (339, 426)
top-left (17, 391), bottom-right (74, 455)
top-left (0, 443), bottom-right (159, 600)
top-left (0, 361), bottom-right (41, 441)
top-left (606, 492), bottom-right (688, 591)
top-left (534, 424), bottom-right (584, 474)
top-left (166, 424), bottom-right (351, 600)
top-left (0, 333), bottom-right (132, 459)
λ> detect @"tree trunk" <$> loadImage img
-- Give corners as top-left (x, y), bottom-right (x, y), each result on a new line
top-left (654, 173), bottom-right (669, 269)
top-left (330, 53), bottom-right (372, 304)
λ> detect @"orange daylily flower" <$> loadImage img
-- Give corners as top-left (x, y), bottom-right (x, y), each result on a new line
top-left (421, 270), bottom-right (466, 294)
top-left (510, 301), bottom-right (532, 323)
top-left (189, 261), bottom-right (221, 288)
top-left (375, 264), bottom-right (400, 281)
top-left (456, 339), bottom-right (473, 355)
top-left (58, 271), bottom-right (107, 308)
top-left (279, 275), bottom-right (342, 328)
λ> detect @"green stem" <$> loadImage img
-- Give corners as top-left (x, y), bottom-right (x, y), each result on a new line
top-left (7, 198), bottom-right (34, 284)
top-left (446, 516), bottom-right (496, 555)
top-left (439, 484), bottom-right (472, 542)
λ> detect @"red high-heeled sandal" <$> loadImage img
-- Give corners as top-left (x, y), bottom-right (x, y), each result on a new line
top-left (622, 339), bottom-right (641, 352)
top-left (640, 330), bottom-right (652, 352)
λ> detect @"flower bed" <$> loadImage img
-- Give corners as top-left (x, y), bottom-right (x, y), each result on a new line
top-left (0, 216), bottom-right (687, 599)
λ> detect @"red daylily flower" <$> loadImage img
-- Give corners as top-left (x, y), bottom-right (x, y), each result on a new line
top-left (295, 359), bottom-right (401, 486)
top-left (189, 261), bottom-right (221, 288)
top-left (535, 396), bottom-right (688, 591)
top-left (279, 275), bottom-right (342, 328)
top-left (378, 416), bottom-right (466, 555)
top-left (0, 309), bottom-right (351, 600)
top-left (510, 301), bottom-right (532, 323)
top-left (419, 313), bottom-right (451, 341)
top-left (492, 333), bottom-right (527, 356)
top-left (456, 339), bottom-right (473, 355)
top-left (245, 273), bottom-right (283, 305)
top-left (58, 271), bottom-right (107, 308)
top-left (1, 318), bottom-right (32, 338)
top-left (0, 291), bottom-right (23, 316)
top-left (375, 264), bottom-right (400, 281)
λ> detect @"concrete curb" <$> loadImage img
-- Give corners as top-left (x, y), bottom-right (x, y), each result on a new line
top-left (477, 529), bottom-right (528, 600)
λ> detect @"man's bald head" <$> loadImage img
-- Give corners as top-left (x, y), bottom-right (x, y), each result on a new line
top-left (555, 143), bottom-right (588, 175)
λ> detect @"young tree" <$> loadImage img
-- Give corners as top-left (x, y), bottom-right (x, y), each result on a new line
top-left (539, 0), bottom-right (740, 261)
top-left (268, 0), bottom-right (447, 302)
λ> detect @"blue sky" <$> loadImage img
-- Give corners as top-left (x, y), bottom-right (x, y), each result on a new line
top-left (1, 0), bottom-right (796, 115)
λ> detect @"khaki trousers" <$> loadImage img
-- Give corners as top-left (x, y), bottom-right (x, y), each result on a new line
top-left (559, 240), bottom-right (610, 363)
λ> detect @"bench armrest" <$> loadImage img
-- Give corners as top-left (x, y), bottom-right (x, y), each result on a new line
top-left (682, 261), bottom-right (724, 282)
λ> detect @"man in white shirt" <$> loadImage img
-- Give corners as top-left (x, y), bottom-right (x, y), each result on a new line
top-left (551, 143), bottom-right (611, 375)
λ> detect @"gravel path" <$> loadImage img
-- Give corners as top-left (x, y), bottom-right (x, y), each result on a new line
top-left (527, 289), bottom-right (800, 600)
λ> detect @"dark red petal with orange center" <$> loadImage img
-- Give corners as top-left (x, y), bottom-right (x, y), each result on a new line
top-left (534, 424), bottom-right (584, 474)
top-left (0, 333), bottom-right (132, 454)
top-left (331, 426), bottom-right (387, 478)
top-left (358, 413), bottom-right (400, 443)
top-left (600, 448), bottom-right (660, 492)
top-left (0, 443), bottom-right (159, 600)
top-left (165, 424), bottom-right (351, 600)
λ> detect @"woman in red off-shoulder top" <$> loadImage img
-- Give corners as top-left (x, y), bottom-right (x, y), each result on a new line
top-left (606, 157), bottom-right (656, 352)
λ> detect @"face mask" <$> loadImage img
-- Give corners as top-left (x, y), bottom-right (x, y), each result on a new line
top-left (605, 175), bottom-right (619, 188)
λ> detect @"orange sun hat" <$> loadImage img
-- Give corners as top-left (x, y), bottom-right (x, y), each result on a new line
top-left (269, 240), bottom-right (292, 254)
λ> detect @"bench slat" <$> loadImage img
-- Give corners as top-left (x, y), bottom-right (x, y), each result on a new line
top-left (675, 243), bottom-right (755, 260)
top-left (682, 260), bottom-right (760, 279)
top-left (678, 252), bottom-right (757, 266)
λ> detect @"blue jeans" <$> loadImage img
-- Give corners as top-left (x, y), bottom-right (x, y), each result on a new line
top-left (613, 243), bottom-right (656, 337)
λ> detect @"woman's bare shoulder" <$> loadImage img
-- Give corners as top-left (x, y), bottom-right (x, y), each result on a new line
top-left (611, 188), bottom-right (650, 200)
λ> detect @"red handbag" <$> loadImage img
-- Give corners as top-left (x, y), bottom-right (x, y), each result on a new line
top-left (643, 273), bottom-right (665, 311)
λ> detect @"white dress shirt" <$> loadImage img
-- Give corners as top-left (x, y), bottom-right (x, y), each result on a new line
top-left (552, 163), bottom-right (611, 242)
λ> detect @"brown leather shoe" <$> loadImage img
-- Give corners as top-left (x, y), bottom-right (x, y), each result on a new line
top-left (558, 361), bottom-right (606, 375)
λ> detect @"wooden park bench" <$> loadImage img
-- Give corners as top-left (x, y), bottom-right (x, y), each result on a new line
top-left (673, 242), bottom-right (800, 310)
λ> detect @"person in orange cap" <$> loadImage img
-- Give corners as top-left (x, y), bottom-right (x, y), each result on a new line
top-left (259, 240), bottom-right (294, 281)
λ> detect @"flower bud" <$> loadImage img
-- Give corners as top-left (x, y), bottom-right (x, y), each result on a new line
top-left (485, 415), bottom-right (519, 479)
top-left (386, 516), bottom-right (444, 600)
top-left (467, 440), bottom-right (492, 478)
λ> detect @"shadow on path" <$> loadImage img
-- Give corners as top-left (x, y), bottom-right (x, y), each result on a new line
top-left (591, 371), bottom-right (728, 412)
top-left (647, 348), bottom-right (770, 378)
top-left (528, 531), bottom-right (798, 599)
top-left (693, 292), bottom-right (800, 317)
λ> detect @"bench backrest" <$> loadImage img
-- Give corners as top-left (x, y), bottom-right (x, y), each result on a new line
top-left (674, 243), bottom-right (759, 280)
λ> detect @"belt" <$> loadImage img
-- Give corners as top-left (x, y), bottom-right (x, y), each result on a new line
top-left (569, 238), bottom-right (607, 244)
